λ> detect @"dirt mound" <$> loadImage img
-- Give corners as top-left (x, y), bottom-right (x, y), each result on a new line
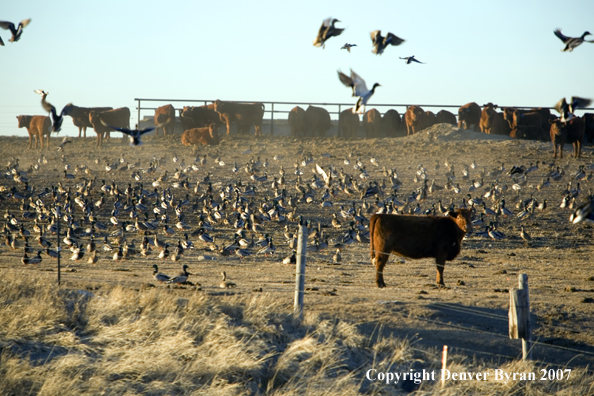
top-left (401, 123), bottom-right (513, 143)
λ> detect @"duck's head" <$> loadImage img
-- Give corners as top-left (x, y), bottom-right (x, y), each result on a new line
top-left (372, 83), bottom-right (381, 89)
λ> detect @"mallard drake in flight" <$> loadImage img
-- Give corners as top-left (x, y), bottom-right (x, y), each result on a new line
top-left (554, 28), bottom-right (593, 52)
top-left (0, 19), bottom-right (31, 45)
top-left (337, 69), bottom-right (380, 114)
top-left (313, 18), bottom-right (344, 49)
top-left (399, 55), bottom-right (425, 64)
top-left (341, 43), bottom-right (357, 52)
top-left (370, 30), bottom-right (404, 55)
top-left (554, 96), bottom-right (592, 122)
top-left (100, 118), bottom-right (170, 146)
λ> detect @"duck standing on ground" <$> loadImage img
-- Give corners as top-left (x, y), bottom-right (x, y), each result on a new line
top-left (167, 264), bottom-right (191, 284)
top-left (219, 271), bottom-right (236, 288)
top-left (152, 264), bottom-right (170, 282)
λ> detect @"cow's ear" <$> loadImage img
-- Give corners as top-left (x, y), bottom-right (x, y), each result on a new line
top-left (446, 210), bottom-right (456, 218)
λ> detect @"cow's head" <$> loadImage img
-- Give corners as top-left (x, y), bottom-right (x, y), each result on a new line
top-left (448, 208), bottom-right (473, 234)
top-left (549, 118), bottom-right (565, 136)
top-left (16, 115), bottom-right (31, 128)
top-left (213, 99), bottom-right (223, 113)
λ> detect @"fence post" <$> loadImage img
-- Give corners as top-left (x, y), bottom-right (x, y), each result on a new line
top-left (137, 99), bottom-right (141, 129)
top-left (509, 273), bottom-right (531, 361)
top-left (270, 102), bottom-right (274, 136)
top-left (294, 224), bottom-right (307, 319)
top-left (55, 205), bottom-right (61, 286)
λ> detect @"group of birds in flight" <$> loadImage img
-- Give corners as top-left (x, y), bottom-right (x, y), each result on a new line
top-left (312, 17), bottom-right (592, 115)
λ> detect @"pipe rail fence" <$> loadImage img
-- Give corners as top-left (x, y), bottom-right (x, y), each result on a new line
top-left (134, 98), bottom-right (593, 136)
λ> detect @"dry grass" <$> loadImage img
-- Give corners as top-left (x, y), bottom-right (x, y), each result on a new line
top-left (1, 270), bottom-right (592, 395)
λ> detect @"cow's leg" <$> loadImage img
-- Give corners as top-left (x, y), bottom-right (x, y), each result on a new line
top-left (83, 127), bottom-right (87, 139)
top-left (225, 118), bottom-right (232, 135)
top-left (373, 251), bottom-right (390, 288)
top-left (78, 127), bottom-right (82, 139)
top-left (575, 141), bottom-right (581, 158)
top-left (435, 254), bottom-right (447, 286)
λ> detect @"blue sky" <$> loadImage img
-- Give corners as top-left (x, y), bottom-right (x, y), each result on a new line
top-left (1, 0), bottom-right (593, 136)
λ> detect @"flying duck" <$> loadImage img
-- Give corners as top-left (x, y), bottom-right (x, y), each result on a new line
top-left (337, 69), bottom-right (380, 114)
top-left (0, 19), bottom-right (31, 45)
top-left (370, 30), bottom-right (404, 55)
top-left (34, 90), bottom-right (71, 132)
top-left (554, 97), bottom-right (592, 122)
top-left (313, 18), bottom-right (344, 49)
top-left (399, 55), bottom-right (425, 64)
top-left (554, 28), bottom-right (593, 52)
top-left (341, 43), bottom-right (357, 52)
top-left (99, 118), bottom-right (171, 146)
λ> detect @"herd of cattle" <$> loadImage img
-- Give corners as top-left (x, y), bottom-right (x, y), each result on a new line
top-left (16, 100), bottom-right (594, 157)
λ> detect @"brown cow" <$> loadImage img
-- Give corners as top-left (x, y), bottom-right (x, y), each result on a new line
top-left (214, 100), bottom-right (265, 136)
top-left (154, 104), bottom-right (175, 136)
top-left (370, 208), bottom-right (472, 288)
top-left (550, 117), bottom-right (585, 159)
top-left (64, 105), bottom-right (113, 138)
top-left (458, 102), bottom-right (481, 131)
top-left (17, 115), bottom-right (51, 150)
top-left (404, 105), bottom-right (426, 135)
top-left (181, 123), bottom-right (219, 146)
top-left (180, 104), bottom-right (221, 131)
top-left (89, 107), bottom-right (131, 147)
top-left (510, 125), bottom-right (545, 140)
top-left (305, 106), bottom-right (331, 137)
top-left (480, 104), bottom-right (509, 135)
top-left (435, 110), bottom-right (457, 125)
top-left (383, 109), bottom-right (404, 137)
top-left (364, 108), bottom-right (382, 138)
top-left (338, 108), bottom-right (359, 138)
top-left (425, 111), bottom-right (436, 129)
top-left (288, 106), bottom-right (307, 138)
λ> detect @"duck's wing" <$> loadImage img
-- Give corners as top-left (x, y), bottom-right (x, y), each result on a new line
top-left (337, 70), bottom-right (353, 88)
top-left (99, 118), bottom-right (134, 135)
top-left (569, 96), bottom-right (591, 112)
top-left (0, 21), bottom-right (16, 33)
top-left (410, 57), bottom-right (425, 64)
top-left (554, 97), bottom-right (568, 115)
top-left (370, 30), bottom-right (382, 45)
top-left (554, 28), bottom-right (570, 43)
top-left (384, 32), bottom-right (405, 47)
top-left (313, 18), bottom-right (332, 47)
top-left (350, 69), bottom-right (369, 96)
top-left (0, 36), bottom-right (4, 46)
top-left (18, 19), bottom-right (31, 30)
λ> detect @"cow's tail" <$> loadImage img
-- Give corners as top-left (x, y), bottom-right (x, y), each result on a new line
top-left (369, 214), bottom-right (378, 263)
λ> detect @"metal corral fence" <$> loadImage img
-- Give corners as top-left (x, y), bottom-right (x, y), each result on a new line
top-left (134, 98), bottom-right (466, 136)
top-left (134, 98), bottom-right (594, 136)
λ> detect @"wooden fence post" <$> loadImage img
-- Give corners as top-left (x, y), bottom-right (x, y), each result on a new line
top-left (294, 224), bottom-right (307, 319)
top-left (509, 273), bottom-right (531, 360)
top-left (55, 205), bottom-right (61, 286)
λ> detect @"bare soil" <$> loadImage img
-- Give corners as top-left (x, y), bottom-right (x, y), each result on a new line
top-left (1, 124), bottom-right (594, 384)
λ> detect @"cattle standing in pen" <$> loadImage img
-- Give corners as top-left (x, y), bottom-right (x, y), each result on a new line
top-left (369, 209), bottom-right (472, 288)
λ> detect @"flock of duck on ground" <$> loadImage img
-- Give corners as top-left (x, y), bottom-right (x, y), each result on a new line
top-left (3, 140), bottom-right (594, 288)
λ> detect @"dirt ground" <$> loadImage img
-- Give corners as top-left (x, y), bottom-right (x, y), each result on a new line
top-left (2, 124), bottom-right (594, 374)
